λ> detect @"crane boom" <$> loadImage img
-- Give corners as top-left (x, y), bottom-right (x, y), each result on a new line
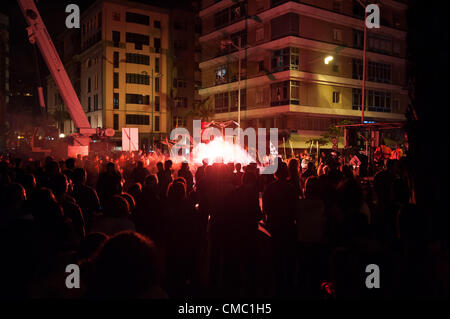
top-left (17, 0), bottom-right (95, 136)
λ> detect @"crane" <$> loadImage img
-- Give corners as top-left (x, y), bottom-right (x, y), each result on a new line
top-left (17, 0), bottom-right (113, 156)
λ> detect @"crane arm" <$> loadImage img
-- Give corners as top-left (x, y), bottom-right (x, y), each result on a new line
top-left (17, 0), bottom-right (95, 135)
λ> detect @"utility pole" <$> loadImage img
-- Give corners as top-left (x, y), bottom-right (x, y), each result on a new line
top-left (221, 36), bottom-right (243, 141)
top-left (361, 7), bottom-right (367, 123)
top-left (151, 68), bottom-right (154, 134)
top-left (237, 36), bottom-right (241, 142)
top-left (356, 0), bottom-right (368, 124)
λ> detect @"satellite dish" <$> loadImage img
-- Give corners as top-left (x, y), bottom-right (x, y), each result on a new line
top-left (105, 128), bottom-right (115, 137)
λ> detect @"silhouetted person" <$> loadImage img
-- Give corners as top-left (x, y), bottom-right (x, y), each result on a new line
top-left (87, 231), bottom-right (166, 298)
top-left (178, 162), bottom-right (194, 194)
top-left (97, 162), bottom-right (123, 206)
top-left (90, 194), bottom-right (135, 236)
top-left (49, 173), bottom-right (85, 239)
top-left (72, 168), bottom-right (100, 230)
top-left (130, 160), bottom-right (149, 185)
top-left (262, 159), bottom-right (298, 296)
top-left (133, 175), bottom-right (162, 243)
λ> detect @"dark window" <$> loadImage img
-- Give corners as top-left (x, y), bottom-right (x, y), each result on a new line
top-left (368, 35), bottom-right (392, 54)
top-left (367, 90), bottom-right (391, 112)
top-left (352, 88), bottom-right (362, 110)
top-left (112, 31), bottom-right (120, 47)
top-left (94, 94), bottom-right (98, 110)
top-left (113, 114), bottom-right (119, 130)
top-left (87, 96), bottom-right (91, 112)
top-left (173, 79), bottom-right (187, 88)
top-left (154, 116), bottom-right (160, 131)
top-left (214, 92), bottom-right (229, 113)
top-left (87, 77), bottom-right (91, 92)
top-left (231, 30), bottom-right (247, 50)
top-left (126, 73), bottom-right (150, 85)
top-left (353, 0), bottom-right (365, 18)
top-left (155, 96), bottom-right (160, 111)
top-left (230, 2), bottom-right (247, 22)
top-left (332, 91), bottom-right (340, 103)
top-left (126, 12), bottom-right (149, 25)
top-left (113, 93), bottom-right (119, 109)
top-left (214, 8), bottom-right (229, 29)
top-left (368, 61), bottom-right (391, 83)
top-left (173, 116), bottom-right (187, 128)
top-left (113, 51), bottom-right (119, 68)
top-left (353, 29), bottom-right (364, 49)
top-left (258, 60), bottom-right (265, 72)
top-left (271, 80), bottom-right (299, 106)
top-left (126, 94), bottom-right (150, 104)
top-left (113, 73), bottom-right (119, 88)
top-left (333, 0), bottom-right (342, 12)
top-left (126, 53), bottom-right (150, 65)
top-left (126, 114), bottom-right (150, 125)
top-left (154, 20), bottom-right (161, 28)
top-left (352, 58), bottom-right (363, 80)
top-left (155, 77), bottom-right (160, 92)
top-left (175, 97), bottom-right (187, 108)
top-left (271, 47), bottom-right (298, 72)
top-left (230, 89), bottom-right (246, 112)
top-left (271, 13), bottom-right (299, 40)
top-left (126, 32), bottom-right (149, 47)
top-left (154, 38), bottom-right (161, 53)
top-left (97, 12), bottom-right (102, 28)
top-left (155, 58), bottom-right (160, 73)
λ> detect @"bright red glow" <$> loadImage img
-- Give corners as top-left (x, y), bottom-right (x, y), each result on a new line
top-left (192, 138), bottom-right (255, 165)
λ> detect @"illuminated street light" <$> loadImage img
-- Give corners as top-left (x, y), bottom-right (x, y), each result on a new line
top-left (324, 56), bottom-right (334, 64)
top-left (59, 133), bottom-right (65, 138)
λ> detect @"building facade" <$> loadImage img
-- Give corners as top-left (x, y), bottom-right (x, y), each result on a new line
top-left (168, 5), bottom-right (202, 134)
top-left (0, 13), bottom-right (9, 128)
top-left (77, 0), bottom-right (172, 148)
top-left (198, 0), bottom-right (408, 148)
top-left (47, 0), bottom-right (200, 149)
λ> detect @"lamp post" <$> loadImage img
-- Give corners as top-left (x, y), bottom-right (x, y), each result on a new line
top-left (356, 0), bottom-right (368, 124)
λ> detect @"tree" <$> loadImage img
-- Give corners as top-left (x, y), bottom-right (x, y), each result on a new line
top-left (305, 119), bottom-right (355, 158)
top-left (52, 106), bottom-right (71, 130)
top-left (321, 119), bottom-right (354, 143)
top-left (183, 96), bottom-right (214, 122)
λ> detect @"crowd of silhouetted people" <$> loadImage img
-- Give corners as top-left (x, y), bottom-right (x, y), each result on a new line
top-left (0, 152), bottom-right (447, 299)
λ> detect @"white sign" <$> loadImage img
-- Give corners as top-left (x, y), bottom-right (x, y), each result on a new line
top-left (122, 128), bottom-right (139, 151)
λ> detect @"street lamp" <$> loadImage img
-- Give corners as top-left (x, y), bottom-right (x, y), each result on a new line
top-left (324, 55), bottom-right (334, 64)
top-left (355, 0), bottom-right (368, 124)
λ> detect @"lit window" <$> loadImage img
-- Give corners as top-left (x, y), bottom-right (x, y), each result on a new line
top-left (216, 66), bottom-right (227, 85)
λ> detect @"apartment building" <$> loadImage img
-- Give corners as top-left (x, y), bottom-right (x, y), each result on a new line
top-left (76, 0), bottom-right (171, 148)
top-left (47, 29), bottom-right (81, 136)
top-left (47, 0), bottom-right (200, 148)
top-left (167, 5), bottom-right (202, 134)
top-left (198, 0), bottom-right (408, 148)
